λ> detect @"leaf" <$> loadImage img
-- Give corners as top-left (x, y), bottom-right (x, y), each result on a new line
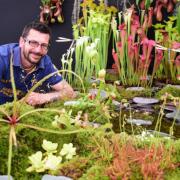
top-left (177, 6), bottom-right (180, 34)
top-left (60, 143), bottom-right (76, 160)
top-left (42, 139), bottom-right (58, 153)
top-left (145, 0), bottom-right (151, 9)
top-left (58, 114), bottom-right (72, 128)
top-left (27, 151), bottom-right (45, 172)
top-left (168, 16), bottom-right (177, 22)
top-left (153, 23), bottom-right (165, 29)
top-left (44, 154), bottom-right (62, 170)
top-left (136, 0), bottom-right (140, 5)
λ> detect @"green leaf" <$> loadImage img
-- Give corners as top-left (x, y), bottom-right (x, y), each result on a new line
top-left (177, 6), bottom-right (180, 34)
top-left (44, 154), bottom-right (62, 171)
top-left (153, 23), bottom-right (165, 29)
top-left (136, 0), bottom-right (140, 5)
top-left (60, 143), bottom-right (76, 160)
top-left (42, 139), bottom-right (58, 153)
top-left (145, 0), bottom-right (151, 9)
top-left (27, 151), bottom-right (45, 172)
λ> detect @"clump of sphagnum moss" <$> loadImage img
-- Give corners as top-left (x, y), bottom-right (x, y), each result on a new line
top-left (117, 87), bottom-right (153, 100)
top-left (58, 156), bottom-right (90, 179)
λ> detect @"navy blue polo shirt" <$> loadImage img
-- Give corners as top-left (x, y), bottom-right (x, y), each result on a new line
top-left (0, 43), bottom-right (62, 104)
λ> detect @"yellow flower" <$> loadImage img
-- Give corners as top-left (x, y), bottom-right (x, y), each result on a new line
top-left (98, 69), bottom-right (106, 81)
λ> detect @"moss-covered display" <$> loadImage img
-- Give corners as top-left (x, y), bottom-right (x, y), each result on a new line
top-left (0, 84), bottom-right (180, 179)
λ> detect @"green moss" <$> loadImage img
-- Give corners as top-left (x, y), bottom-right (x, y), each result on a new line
top-left (164, 168), bottom-right (180, 180)
top-left (79, 165), bottom-right (109, 180)
top-left (0, 93), bottom-right (180, 179)
top-left (58, 156), bottom-right (90, 179)
top-left (155, 85), bottom-right (180, 98)
top-left (117, 88), bottom-right (153, 100)
top-left (0, 102), bottom-right (76, 179)
top-left (105, 70), bottom-right (119, 82)
top-left (0, 127), bottom-right (74, 179)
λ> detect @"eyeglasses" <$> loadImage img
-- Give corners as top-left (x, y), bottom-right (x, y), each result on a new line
top-left (24, 38), bottom-right (49, 51)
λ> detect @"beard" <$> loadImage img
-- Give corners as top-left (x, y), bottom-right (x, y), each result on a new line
top-left (22, 49), bottom-right (44, 65)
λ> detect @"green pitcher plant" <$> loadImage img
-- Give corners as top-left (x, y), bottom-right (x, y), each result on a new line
top-left (73, 0), bottom-right (117, 83)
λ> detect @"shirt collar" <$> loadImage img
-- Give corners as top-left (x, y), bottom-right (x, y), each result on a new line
top-left (13, 45), bottom-right (45, 69)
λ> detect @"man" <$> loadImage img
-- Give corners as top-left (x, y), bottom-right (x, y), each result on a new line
top-left (0, 21), bottom-right (75, 106)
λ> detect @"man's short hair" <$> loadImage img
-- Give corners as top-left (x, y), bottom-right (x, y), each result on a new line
top-left (21, 21), bottom-right (51, 39)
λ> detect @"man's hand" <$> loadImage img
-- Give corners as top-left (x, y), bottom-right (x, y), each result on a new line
top-left (25, 92), bottom-right (50, 106)
top-left (25, 80), bottom-right (76, 106)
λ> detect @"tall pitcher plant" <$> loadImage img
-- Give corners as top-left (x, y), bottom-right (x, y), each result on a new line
top-left (74, 36), bottom-right (100, 87)
top-left (73, 0), bottom-right (117, 84)
top-left (112, 6), bottom-right (155, 87)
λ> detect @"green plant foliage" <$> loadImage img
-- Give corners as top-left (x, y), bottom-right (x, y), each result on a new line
top-left (73, 0), bottom-right (117, 86)
top-left (155, 85), bottom-right (180, 98)
top-left (41, 0), bottom-right (51, 6)
top-left (58, 156), bottom-right (90, 179)
top-left (79, 165), bottom-right (109, 180)
top-left (0, 103), bottom-right (75, 179)
top-left (72, 132), bottom-right (180, 179)
top-left (26, 140), bottom-right (76, 174)
top-left (117, 87), bottom-right (153, 100)
top-left (177, 6), bottom-right (180, 34)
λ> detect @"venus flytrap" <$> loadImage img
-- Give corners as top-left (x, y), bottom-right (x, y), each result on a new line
top-left (52, 109), bottom-right (73, 129)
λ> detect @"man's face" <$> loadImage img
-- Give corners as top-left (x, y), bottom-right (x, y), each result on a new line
top-left (19, 29), bottom-right (50, 65)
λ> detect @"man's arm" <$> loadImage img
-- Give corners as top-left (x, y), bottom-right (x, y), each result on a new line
top-left (25, 80), bottom-right (76, 106)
